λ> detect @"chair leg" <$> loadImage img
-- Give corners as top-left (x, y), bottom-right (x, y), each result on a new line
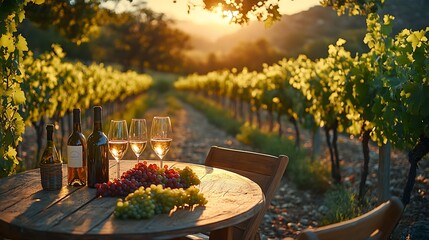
top-left (209, 227), bottom-right (234, 240)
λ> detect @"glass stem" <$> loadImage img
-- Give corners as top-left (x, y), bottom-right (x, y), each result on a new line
top-left (116, 159), bottom-right (120, 179)
top-left (137, 155), bottom-right (139, 163)
top-left (160, 159), bottom-right (163, 168)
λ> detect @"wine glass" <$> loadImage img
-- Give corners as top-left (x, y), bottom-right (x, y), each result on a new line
top-left (129, 119), bottom-right (148, 163)
top-left (150, 116), bottom-right (172, 168)
top-left (108, 120), bottom-right (128, 179)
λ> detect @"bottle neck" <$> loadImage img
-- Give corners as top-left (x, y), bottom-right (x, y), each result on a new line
top-left (47, 127), bottom-right (54, 141)
top-left (46, 139), bottom-right (54, 147)
top-left (93, 106), bottom-right (102, 132)
top-left (73, 122), bottom-right (82, 132)
top-left (93, 121), bottom-right (102, 132)
top-left (73, 109), bottom-right (81, 132)
top-left (41, 124), bottom-right (60, 164)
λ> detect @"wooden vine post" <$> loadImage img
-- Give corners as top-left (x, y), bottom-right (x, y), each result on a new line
top-left (377, 142), bottom-right (391, 203)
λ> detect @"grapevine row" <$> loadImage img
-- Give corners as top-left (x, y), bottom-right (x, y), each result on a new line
top-left (1, 43), bottom-right (153, 176)
top-left (1, 0), bottom-right (43, 178)
top-left (1, 1), bottom-right (154, 177)
top-left (21, 45), bottom-right (152, 123)
top-left (22, 45), bottom-right (153, 164)
top-left (175, 13), bottom-right (429, 204)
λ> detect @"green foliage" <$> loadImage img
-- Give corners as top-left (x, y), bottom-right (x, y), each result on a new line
top-left (236, 124), bottom-right (295, 156)
top-left (178, 94), bottom-right (242, 136)
top-left (1, 42), bottom-right (153, 176)
top-left (320, 0), bottom-right (384, 16)
top-left (91, 8), bottom-right (191, 72)
top-left (362, 13), bottom-right (429, 149)
top-left (20, 45), bottom-right (153, 125)
top-left (388, 27), bottom-right (429, 149)
top-left (25, 0), bottom-right (103, 44)
top-left (175, 12), bottom-right (429, 187)
top-left (199, 0), bottom-right (381, 26)
top-left (151, 74), bottom-right (175, 94)
top-left (237, 124), bottom-right (330, 192)
top-left (320, 185), bottom-right (362, 225)
top-left (179, 93), bottom-right (330, 191)
top-left (1, 0), bottom-right (44, 177)
top-left (202, 0), bottom-right (282, 25)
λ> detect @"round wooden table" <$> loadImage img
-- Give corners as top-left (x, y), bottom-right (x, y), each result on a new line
top-left (0, 160), bottom-right (264, 239)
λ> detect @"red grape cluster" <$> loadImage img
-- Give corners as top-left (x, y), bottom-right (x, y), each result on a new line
top-left (95, 161), bottom-right (200, 197)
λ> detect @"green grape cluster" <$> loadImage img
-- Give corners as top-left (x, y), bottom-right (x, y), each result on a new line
top-left (176, 166), bottom-right (201, 188)
top-left (114, 184), bottom-right (207, 219)
top-left (114, 187), bottom-right (155, 219)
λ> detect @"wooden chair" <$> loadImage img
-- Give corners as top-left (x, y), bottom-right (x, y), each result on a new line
top-left (297, 196), bottom-right (404, 240)
top-left (204, 146), bottom-right (289, 240)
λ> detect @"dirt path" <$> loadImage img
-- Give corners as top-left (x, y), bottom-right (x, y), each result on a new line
top-left (170, 99), bottom-right (322, 239)
top-left (120, 94), bottom-right (252, 162)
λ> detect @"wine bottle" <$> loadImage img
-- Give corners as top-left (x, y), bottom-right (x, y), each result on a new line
top-left (87, 106), bottom-right (109, 188)
top-left (40, 124), bottom-right (63, 191)
top-left (67, 108), bottom-right (87, 186)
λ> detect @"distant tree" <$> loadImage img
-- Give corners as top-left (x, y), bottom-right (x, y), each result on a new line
top-left (221, 38), bottom-right (283, 71)
top-left (92, 8), bottom-right (191, 72)
top-left (301, 29), bottom-right (368, 60)
top-left (25, 0), bottom-right (106, 44)
top-left (303, 38), bottom-right (332, 60)
top-left (206, 53), bottom-right (220, 72)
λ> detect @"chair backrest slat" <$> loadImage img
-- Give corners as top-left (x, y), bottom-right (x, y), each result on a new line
top-left (297, 196), bottom-right (404, 240)
top-left (205, 146), bottom-right (289, 240)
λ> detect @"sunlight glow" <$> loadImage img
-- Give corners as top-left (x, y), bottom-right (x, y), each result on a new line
top-left (146, 0), bottom-right (320, 25)
top-left (222, 8), bottom-right (239, 22)
top-left (102, 0), bottom-right (320, 41)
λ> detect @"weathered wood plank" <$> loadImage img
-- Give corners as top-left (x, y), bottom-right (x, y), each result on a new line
top-left (0, 184), bottom-right (80, 239)
top-left (0, 169), bottom-right (40, 195)
top-left (50, 195), bottom-right (115, 235)
top-left (23, 187), bottom-right (97, 231)
top-left (0, 165), bottom-right (75, 210)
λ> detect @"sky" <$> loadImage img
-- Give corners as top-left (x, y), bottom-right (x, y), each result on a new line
top-left (147, 0), bottom-right (320, 24)
top-left (102, 0), bottom-right (320, 40)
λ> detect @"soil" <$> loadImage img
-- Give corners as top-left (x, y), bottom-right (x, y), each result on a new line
top-left (19, 95), bottom-right (429, 239)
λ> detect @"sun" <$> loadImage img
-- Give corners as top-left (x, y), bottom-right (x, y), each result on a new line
top-left (209, 4), bottom-right (240, 23)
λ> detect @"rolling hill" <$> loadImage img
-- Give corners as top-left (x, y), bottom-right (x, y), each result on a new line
top-left (179, 0), bottom-right (429, 60)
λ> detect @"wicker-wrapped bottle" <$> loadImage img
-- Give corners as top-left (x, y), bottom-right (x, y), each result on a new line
top-left (40, 124), bottom-right (63, 190)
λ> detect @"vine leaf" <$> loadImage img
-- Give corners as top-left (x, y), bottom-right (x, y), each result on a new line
top-left (13, 88), bottom-right (26, 105)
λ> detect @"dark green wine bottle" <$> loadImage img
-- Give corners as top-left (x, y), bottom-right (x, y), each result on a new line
top-left (87, 106), bottom-right (109, 188)
top-left (40, 124), bottom-right (63, 190)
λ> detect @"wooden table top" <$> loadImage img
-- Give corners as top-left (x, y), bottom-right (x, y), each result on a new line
top-left (0, 160), bottom-right (264, 240)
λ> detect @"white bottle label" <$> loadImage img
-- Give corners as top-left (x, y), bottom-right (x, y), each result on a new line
top-left (67, 145), bottom-right (83, 168)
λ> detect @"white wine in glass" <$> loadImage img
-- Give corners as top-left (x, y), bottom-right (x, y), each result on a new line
top-left (150, 116), bottom-right (172, 168)
top-left (108, 120), bottom-right (128, 179)
top-left (129, 119), bottom-right (147, 163)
